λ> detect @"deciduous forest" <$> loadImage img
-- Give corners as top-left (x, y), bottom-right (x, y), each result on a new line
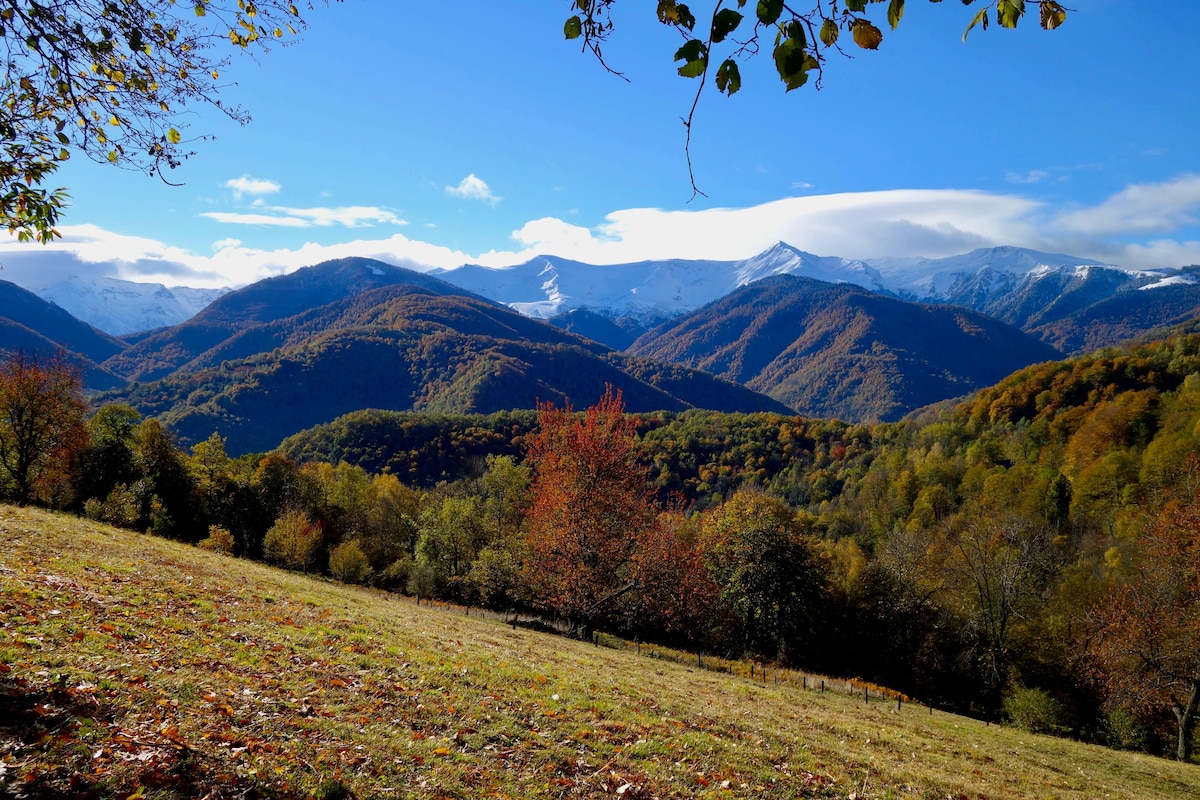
top-left (5, 328), bottom-right (1200, 760)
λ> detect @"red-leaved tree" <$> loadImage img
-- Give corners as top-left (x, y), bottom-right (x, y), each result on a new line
top-left (523, 386), bottom-right (654, 635)
top-left (1092, 457), bottom-right (1200, 761)
top-left (0, 352), bottom-right (87, 507)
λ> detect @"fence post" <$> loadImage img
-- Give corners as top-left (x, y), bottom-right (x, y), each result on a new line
top-left (820, 680), bottom-right (825, 693)
top-left (897, 696), bottom-right (902, 712)
top-left (864, 687), bottom-right (869, 704)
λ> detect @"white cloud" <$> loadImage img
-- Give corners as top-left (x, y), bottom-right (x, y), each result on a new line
top-left (272, 206), bottom-right (406, 228)
top-left (225, 175), bottom-right (281, 199)
top-left (446, 174), bottom-right (500, 205)
top-left (202, 212), bottom-right (312, 228)
top-left (8, 176), bottom-right (1200, 291)
top-left (1055, 174), bottom-right (1200, 235)
top-left (1006, 170), bottom-right (1050, 185)
top-left (494, 190), bottom-right (1041, 266)
top-left (201, 205), bottom-right (406, 229)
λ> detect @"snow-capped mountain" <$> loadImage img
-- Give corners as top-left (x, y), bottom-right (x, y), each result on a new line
top-left (434, 242), bottom-right (1177, 322)
top-left (432, 243), bottom-right (1200, 354)
top-left (431, 243), bottom-right (889, 324)
top-left (36, 277), bottom-right (229, 336)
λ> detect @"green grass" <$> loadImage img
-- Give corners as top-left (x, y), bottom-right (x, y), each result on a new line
top-left (2, 505), bottom-right (1198, 799)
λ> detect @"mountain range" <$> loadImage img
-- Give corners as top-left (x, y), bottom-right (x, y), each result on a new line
top-left (5, 244), bottom-right (1200, 455)
top-left (435, 243), bottom-right (1200, 354)
top-left (93, 259), bottom-right (791, 454)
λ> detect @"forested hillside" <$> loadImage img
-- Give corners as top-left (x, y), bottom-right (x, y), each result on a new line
top-left (101, 282), bottom-right (790, 454)
top-left (7, 316), bottom-right (1200, 762)
top-left (629, 274), bottom-right (1060, 421)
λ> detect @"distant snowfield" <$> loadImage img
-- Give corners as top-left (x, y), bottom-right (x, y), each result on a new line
top-left (36, 277), bottom-right (229, 335)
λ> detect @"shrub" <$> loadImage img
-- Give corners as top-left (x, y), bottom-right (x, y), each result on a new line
top-left (329, 539), bottom-right (372, 584)
top-left (199, 525), bottom-right (235, 555)
top-left (263, 509), bottom-right (322, 572)
top-left (1104, 707), bottom-right (1153, 752)
top-left (1002, 686), bottom-right (1068, 736)
top-left (378, 555), bottom-right (413, 590)
top-left (82, 497), bottom-right (103, 521)
top-left (94, 484), bottom-right (140, 529)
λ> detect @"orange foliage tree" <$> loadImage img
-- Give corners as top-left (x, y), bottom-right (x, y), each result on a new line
top-left (523, 386), bottom-right (655, 635)
top-left (1092, 458), bottom-right (1200, 761)
top-left (0, 352), bottom-right (87, 507)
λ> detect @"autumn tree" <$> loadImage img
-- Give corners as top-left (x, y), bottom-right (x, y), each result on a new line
top-left (263, 507), bottom-right (323, 572)
top-left (700, 489), bottom-right (827, 662)
top-left (76, 403), bottom-right (141, 508)
top-left (523, 386), bottom-right (655, 635)
top-left (0, 351), bottom-right (87, 506)
top-left (945, 511), bottom-right (1057, 713)
top-left (132, 418), bottom-right (194, 537)
top-left (623, 511), bottom-right (721, 647)
top-left (413, 494), bottom-right (486, 601)
top-left (1092, 468), bottom-right (1200, 761)
top-left (0, 0), bottom-right (335, 241)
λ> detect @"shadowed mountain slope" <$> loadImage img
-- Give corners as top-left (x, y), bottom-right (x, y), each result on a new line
top-left (101, 258), bottom-right (489, 382)
top-left (104, 287), bottom-right (791, 454)
top-left (629, 275), bottom-right (1061, 422)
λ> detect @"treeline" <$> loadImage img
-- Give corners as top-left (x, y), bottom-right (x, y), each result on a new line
top-left (4, 335), bottom-right (1200, 761)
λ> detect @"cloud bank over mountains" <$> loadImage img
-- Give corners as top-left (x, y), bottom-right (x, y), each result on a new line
top-left (3, 176), bottom-right (1199, 290)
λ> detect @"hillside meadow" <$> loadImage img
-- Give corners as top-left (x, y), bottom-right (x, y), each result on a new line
top-left (2, 508), bottom-right (1198, 799)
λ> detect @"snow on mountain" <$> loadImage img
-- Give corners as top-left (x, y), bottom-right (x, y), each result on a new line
top-left (431, 243), bottom-right (1193, 352)
top-left (434, 255), bottom-right (744, 323)
top-left (25, 243), bottom-right (1187, 340)
top-left (1138, 274), bottom-right (1199, 291)
top-left (433, 243), bottom-right (888, 324)
top-left (866, 246), bottom-right (1122, 299)
top-left (37, 276), bottom-right (229, 335)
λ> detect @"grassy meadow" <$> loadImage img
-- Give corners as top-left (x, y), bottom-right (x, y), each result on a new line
top-left (2, 505), bottom-right (1198, 800)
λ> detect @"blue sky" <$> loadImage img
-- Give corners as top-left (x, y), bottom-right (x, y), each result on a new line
top-left (4, 0), bottom-right (1200, 288)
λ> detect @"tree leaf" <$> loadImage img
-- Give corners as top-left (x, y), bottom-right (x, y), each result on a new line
top-left (773, 38), bottom-right (812, 91)
top-left (711, 9), bottom-right (743, 44)
top-left (756, 0), bottom-right (783, 26)
top-left (962, 7), bottom-right (988, 41)
top-left (851, 19), bottom-right (883, 50)
top-left (996, 0), bottom-right (1024, 29)
top-left (844, 0), bottom-right (868, 12)
top-left (1039, 0), bottom-right (1066, 30)
top-left (819, 19), bottom-right (839, 46)
top-left (887, 0), bottom-right (905, 30)
top-left (715, 59), bottom-right (741, 95)
top-left (674, 39), bottom-right (708, 78)
top-left (167, 128), bottom-right (182, 144)
top-left (564, 15), bottom-right (582, 40)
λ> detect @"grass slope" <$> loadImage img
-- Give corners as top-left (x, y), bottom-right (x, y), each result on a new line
top-left (3, 507), bottom-right (1198, 800)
